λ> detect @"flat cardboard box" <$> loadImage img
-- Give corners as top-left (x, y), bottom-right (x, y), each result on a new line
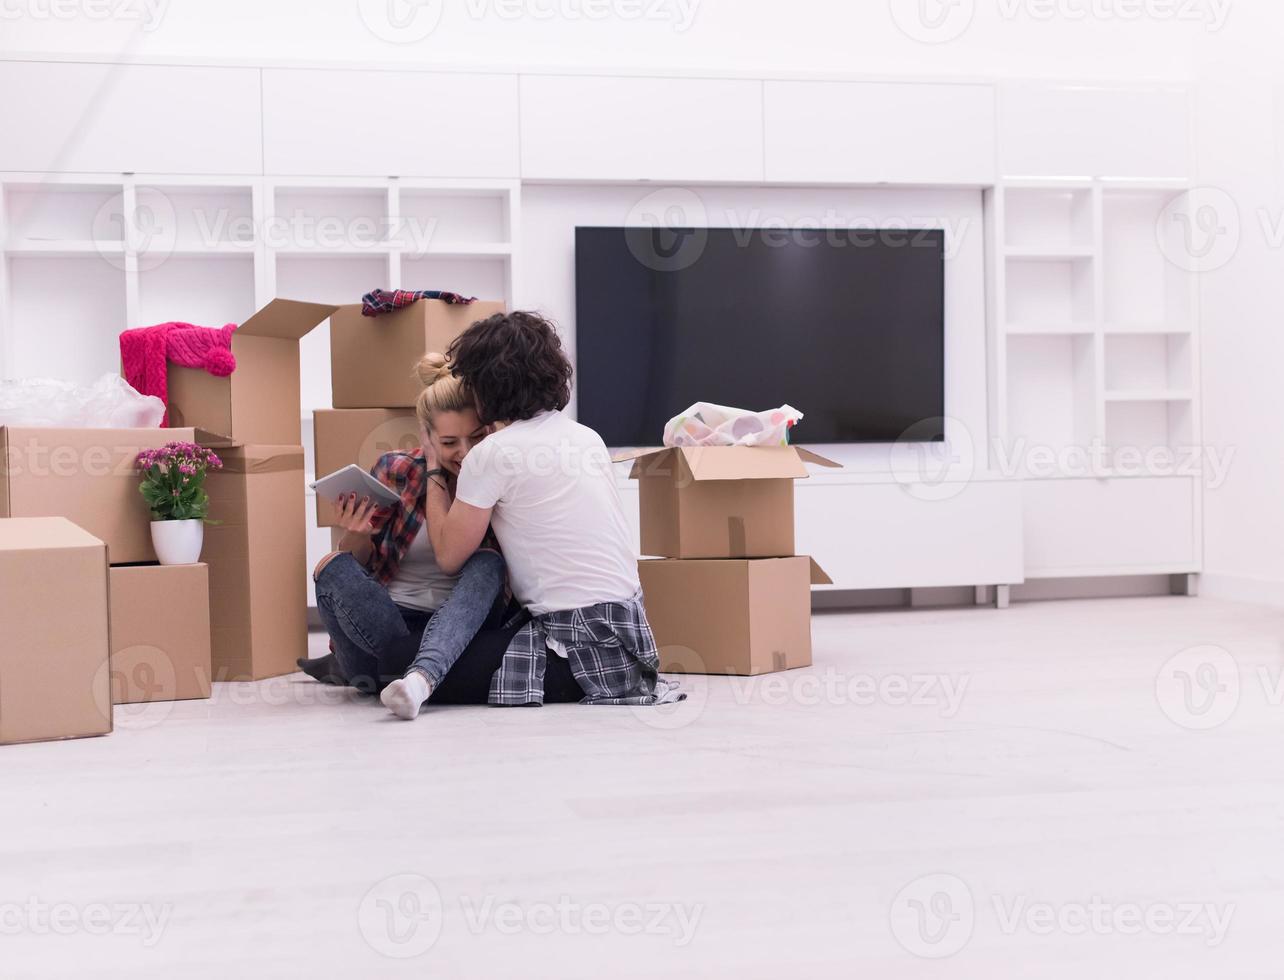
top-left (0, 517), bottom-right (112, 744)
top-left (313, 408), bottom-right (418, 526)
top-left (330, 298), bottom-right (505, 408)
top-left (639, 556), bottom-right (832, 676)
top-left (166, 298), bottom-right (338, 444)
top-left (615, 446), bottom-right (840, 559)
top-left (204, 445), bottom-right (308, 681)
top-left (0, 425), bottom-right (228, 564)
top-left (108, 563), bottom-right (212, 704)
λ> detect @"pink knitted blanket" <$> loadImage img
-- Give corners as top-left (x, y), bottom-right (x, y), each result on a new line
top-left (120, 322), bottom-right (237, 427)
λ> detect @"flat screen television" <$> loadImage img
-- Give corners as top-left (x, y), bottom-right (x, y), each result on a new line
top-left (573, 226), bottom-right (946, 446)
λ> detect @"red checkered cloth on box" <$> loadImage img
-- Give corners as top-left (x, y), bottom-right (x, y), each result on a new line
top-left (360, 288), bottom-right (477, 317)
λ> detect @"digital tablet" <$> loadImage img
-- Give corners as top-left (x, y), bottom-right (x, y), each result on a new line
top-left (309, 464), bottom-right (401, 508)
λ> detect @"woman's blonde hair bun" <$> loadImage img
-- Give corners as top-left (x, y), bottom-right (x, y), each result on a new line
top-left (415, 351), bottom-right (451, 388)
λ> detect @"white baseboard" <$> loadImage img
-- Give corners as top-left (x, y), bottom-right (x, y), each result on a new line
top-left (1200, 572), bottom-right (1284, 609)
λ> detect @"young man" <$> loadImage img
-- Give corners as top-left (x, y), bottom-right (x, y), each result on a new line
top-left (417, 311), bottom-right (682, 707)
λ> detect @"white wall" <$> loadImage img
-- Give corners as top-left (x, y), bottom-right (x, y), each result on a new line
top-left (0, 0), bottom-right (1204, 81)
top-left (1190, 6), bottom-right (1284, 602)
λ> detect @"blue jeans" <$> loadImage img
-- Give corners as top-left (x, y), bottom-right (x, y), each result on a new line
top-left (313, 550), bottom-right (506, 692)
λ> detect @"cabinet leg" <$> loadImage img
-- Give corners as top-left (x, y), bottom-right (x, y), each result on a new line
top-left (974, 585), bottom-right (991, 606)
top-left (995, 585), bottom-right (1011, 610)
top-left (1170, 573), bottom-right (1200, 597)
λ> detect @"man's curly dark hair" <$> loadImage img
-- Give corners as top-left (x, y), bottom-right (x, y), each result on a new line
top-left (447, 311), bottom-right (573, 425)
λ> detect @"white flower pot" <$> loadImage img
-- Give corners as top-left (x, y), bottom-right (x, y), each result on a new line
top-left (150, 519), bottom-right (204, 565)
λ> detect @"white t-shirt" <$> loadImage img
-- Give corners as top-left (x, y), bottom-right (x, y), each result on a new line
top-left (386, 522), bottom-right (460, 613)
top-left (455, 410), bottom-right (640, 616)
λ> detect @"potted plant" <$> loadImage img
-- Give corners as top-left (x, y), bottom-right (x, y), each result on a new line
top-left (135, 441), bottom-right (223, 565)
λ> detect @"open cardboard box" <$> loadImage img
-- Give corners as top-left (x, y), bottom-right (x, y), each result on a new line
top-left (166, 298), bottom-right (339, 444)
top-left (312, 408), bottom-right (418, 526)
top-left (639, 555), bottom-right (831, 676)
top-left (329, 299), bottom-right (504, 409)
top-left (0, 425), bottom-right (230, 564)
top-left (613, 445), bottom-right (840, 559)
top-left (0, 517), bottom-right (112, 744)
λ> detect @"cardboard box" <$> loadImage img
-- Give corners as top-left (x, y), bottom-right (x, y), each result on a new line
top-left (313, 408), bottom-right (418, 526)
top-left (166, 298), bottom-right (338, 444)
top-left (639, 556), bottom-right (831, 676)
top-left (0, 517), bottom-right (112, 744)
top-left (204, 445), bottom-right (307, 681)
top-left (330, 298), bottom-right (505, 408)
top-left (108, 563), bottom-right (212, 704)
top-left (615, 446), bottom-right (840, 559)
top-left (0, 426), bottom-right (227, 564)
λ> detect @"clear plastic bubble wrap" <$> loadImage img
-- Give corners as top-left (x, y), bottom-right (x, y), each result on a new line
top-left (662, 401), bottom-right (804, 448)
top-left (0, 374), bottom-right (165, 429)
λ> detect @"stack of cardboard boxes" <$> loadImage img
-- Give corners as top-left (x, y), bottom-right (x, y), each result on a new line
top-left (312, 299), bottom-right (502, 538)
top-left (0, 295), bottom-right (503, 744)
top-left (0, 427), bottom-right (222, 744)
top-left (617, 445), bottom-right (839, 676)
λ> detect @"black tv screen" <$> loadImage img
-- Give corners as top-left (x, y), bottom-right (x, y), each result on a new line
top-left (574, 226), bottom-right (945, 446)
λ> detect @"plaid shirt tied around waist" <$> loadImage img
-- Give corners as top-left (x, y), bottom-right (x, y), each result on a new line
top-left (490, 592), bottom-right (686, 707)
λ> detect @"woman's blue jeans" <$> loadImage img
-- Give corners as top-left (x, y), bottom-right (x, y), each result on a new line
top-left (313, 550), bottom-right (506, 692)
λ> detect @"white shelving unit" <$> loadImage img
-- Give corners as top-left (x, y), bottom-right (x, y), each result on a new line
top-left (988, 178), bottom-right (1202, 580)
top-left (0, 173), bottom-right (520, 408)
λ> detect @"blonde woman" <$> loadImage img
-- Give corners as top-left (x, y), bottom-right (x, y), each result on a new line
top-left (304, 353), bottom-right (510, 712)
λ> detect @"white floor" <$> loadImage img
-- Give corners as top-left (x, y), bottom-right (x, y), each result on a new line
top-left (4, 595), bottom-right (1284, 978)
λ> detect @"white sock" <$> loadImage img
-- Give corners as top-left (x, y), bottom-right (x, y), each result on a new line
top-left (381, 672), bottom-right (433, 720)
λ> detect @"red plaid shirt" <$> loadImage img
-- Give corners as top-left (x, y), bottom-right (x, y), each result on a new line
top-left (365, 450), bottom-right (428, 586)
top-left (364, 449), bottom-right (499, 586)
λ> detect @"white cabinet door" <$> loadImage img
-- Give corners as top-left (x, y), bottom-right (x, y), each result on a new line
top-left (764, 81), bottom-right (996, 185)
top-left (520, 75), bottom-right (764, 182)
top-left (1022, 477), bottom-right (1198, 576)
top-left (262, 70), bottom-right (519, 177)
top-left (793, 480), bottom-right (1024, 590)
top-left (0, 62), bottom-right (262, 174)
top-left (999, 82), bottom-right (1192, 179)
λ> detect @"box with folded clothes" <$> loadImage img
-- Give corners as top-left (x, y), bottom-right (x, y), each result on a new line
top-left (613, 445), bottom-right (840, 559)
top-left (203, 445), bottom-right (308, 681)
top-left (639, 556), bottom-right (831, 676)
top-left (164, 298), bottom-right (339, 445)
top-left (312, 408), bottom-right (418, 526)
top-left (108, 563), bottom-right (212, 704)
top-left (0, 425), bottom-right (229, 564)
top-left (329, 298), bottom-right (504, 409)
top-left (0, 517), bottom-right (112, 744)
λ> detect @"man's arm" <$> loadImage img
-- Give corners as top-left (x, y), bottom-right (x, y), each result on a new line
top-left (424, 475), bottom-right (492, 575)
